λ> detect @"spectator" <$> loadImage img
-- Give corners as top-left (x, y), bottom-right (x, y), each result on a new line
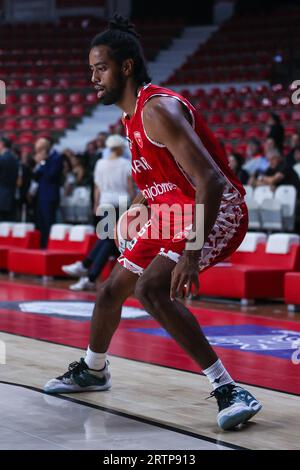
top-left (95, 132), bottom-right (108, 159)
top-left (251, 149), bottom-right (300, 194)
top-left (243, 138), bottom-right (268, 175)
top-left (93, 134), bottom-right (135, 213)
top-left (286, 132), bottom-right (300, 168)
top-left (293, 146), bottom-right (300, 180)
top-left (228, 152), bottom-right (249, 185)
top-left (265, 112), bottom-right (285, 152)
top-left (62, 238), bottom-right (120, 291)
top-left (16, 149), bottom-right (34, 221)
top-left (62, 134), bottom-right (135, 291)
top-left (0, 137), bottom-right (19, 221)
top-left (33, 137), bottom-right (63, 247)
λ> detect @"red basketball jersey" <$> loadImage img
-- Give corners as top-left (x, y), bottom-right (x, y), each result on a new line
top-left (123, 83), bottom-right (245, 207)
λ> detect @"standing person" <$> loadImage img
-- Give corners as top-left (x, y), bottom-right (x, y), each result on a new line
top-left (265, 112), bottom-right (285, 152)
top-left (62, 133), bottom-right (135, 291)
top-left (44, 15), bottom-right (262, 431)
top-left (33, 137), bottom-right (62, 247)
top-left (0, 137), bottom-right (19, 221)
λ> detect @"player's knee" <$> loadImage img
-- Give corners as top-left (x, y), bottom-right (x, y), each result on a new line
top-left (95, 281), bottom-right (115, 310)
top-left (135, 276), bottom-right (160, 305)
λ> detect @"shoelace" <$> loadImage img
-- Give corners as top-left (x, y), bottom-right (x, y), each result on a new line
top-left (205, 386), bottom-right (239, 405)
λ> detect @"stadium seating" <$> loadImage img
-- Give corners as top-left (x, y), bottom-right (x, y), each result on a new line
top-left (198, 233), bottom-right (300, 303)
top-left (7, 224), bottom-right (97, 280)
top-left (245, 185), bottom-right (297, 232)
top-left (0, 17), bottom-right (183, 153)
top-left (165, 8), bottom-right (300, 85)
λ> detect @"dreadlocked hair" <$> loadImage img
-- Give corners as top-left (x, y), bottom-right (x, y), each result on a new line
top-left (90, 14), bottom-right (151, 86)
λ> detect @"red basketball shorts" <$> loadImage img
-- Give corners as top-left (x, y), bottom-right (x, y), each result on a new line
top-left (118, 184), bottom-right (248, 276)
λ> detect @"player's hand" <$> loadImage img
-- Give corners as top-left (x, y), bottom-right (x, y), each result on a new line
top-left (170, 254), bottom-right (200, 300)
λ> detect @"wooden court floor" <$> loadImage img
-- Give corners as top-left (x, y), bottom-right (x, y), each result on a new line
top-left (0, 276), bottom-right (299, 450)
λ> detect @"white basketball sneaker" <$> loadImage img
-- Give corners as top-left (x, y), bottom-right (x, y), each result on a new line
top-left (62, 261), bottom-right (88, 277)
top-left (69, 276), bottom-right (96, 291)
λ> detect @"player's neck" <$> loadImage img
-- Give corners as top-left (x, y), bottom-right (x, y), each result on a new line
top-left (117, 81), bottom-right (141, 118)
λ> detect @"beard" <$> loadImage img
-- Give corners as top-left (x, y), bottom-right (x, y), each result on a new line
top-left (98, 71), bottom-right (126, 106)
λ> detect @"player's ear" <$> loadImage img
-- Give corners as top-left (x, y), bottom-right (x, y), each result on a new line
top-left (122, 59), bottom-right (134, 77)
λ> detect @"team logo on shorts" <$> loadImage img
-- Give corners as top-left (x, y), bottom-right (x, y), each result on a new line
top-left (134, 131), bottom-right (143, 148)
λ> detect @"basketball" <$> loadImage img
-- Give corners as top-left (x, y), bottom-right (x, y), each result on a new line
top-left (114, 204), bottom-right (150, 252)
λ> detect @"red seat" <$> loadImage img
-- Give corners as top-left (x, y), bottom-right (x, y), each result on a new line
top-left (5, 94), bottom-right (18, 105)
top-left (200, 242), bottom-right (300, 302)
top-left (240, 111), bottom-right (255, 124)
top-left (36, 118), bottom-right (52, 130)
top-left (25, 78), bottom-right (39, 88)
top-left (226, 98), bottom-right (242, 110)
top-left (20, 118), bottom-right (35, 130)
top-left (285, 126), bottom-right (297, 136)
top-left (4, 119), bottom-right (19, 131)
top-left (291, 110), bottom-right (300, 121)
top-left (53, 104), bottom-right (68, 116)
top-left (0, 226), bottom-right (40, 270)
top-left (245, 127), bottom-right (263, 139)
top-left (223, 112), bottom-right (239, 125)
top-left (69, 92), bottom-right (83, 104)
top-left (36, 93), bottom-right (52, 105)
top-left (3, 106), bottom-right (18, 117)
top-left (37, 105), bottom-right (52, 116)
top-left (53, 93), bottom-right (67, 104)
top-left (257, 111), bottom-right (270, 123)
top-left (56, 78), bottom-right (70, 88)
top-left (20, 93), bottom-right (34, 104)
top-left (40, 78), bottom-right (56, 88)
top-left (207, 112), bottom-right (222, 125)
top-left (18, 132), bottom-right (35, 145)
top-left (85, 92), bottom-right (98, 104)
top-left (20, 105), bottom-right (34, 117)
top-left (70, 104), bottom-right (84, 117)
top-left (228, 128), bottom-right (245, 139)
top-left (8, 231), bottom-right (97, 277)
top-left (214, 127), bottom-right (227, 139)
top-left (235, 142), bottom-right (247, 155)
top-left (53, 118), bottom-right (68, 130)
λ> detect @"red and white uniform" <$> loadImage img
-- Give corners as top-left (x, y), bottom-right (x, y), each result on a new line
top-left (118, 84), bottom-right (248, 275)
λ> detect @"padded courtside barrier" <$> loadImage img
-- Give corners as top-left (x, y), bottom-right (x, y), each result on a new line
top-left (199, 232), bottom-right (300, 303)
top-left (284, 272), bottom-right (300, 311)
top-left (0, 223), bottom-right (40, 270)
top-left (7, 224), bottom-right (97, 277)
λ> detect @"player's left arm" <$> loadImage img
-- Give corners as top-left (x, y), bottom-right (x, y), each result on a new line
top-left (142, 96), bottom-right (226, 299)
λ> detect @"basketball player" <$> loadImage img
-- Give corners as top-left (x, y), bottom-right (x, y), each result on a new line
top-left (44, 15), bottom-right (262, 430)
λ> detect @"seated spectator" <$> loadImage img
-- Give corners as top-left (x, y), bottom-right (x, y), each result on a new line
top-left (250, 149), bottom-right (300, 194)
top-left (62, 238), bottom-right (120, 291)
top-left (228, 152), bottom-right (249, 185)
top-left (243, 138), bottom-right (268, 175)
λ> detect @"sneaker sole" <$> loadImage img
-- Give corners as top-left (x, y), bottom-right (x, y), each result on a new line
top-left (218, 405), bottom-right (253, 430)
top-left (44, 381), bottom-right (112, 394)
top-left (244, 402), bottom-right (263, 423)
top-left (218, 402), bottom-right (262, 430)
